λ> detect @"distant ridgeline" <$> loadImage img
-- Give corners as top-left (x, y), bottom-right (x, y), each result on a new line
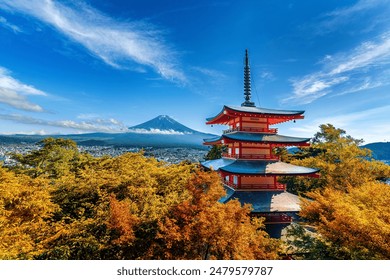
top-left (0, 115), bottom-right (216, 149)
top-left (1, 136), bottom-right (390, 162)
top-left (287, 142), bottom-right (390, 163)
top-left (361, 142), bottom-right (390, 162)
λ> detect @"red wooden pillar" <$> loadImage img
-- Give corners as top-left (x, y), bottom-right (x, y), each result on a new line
top-left (268, 144), bottom-right (272, 159)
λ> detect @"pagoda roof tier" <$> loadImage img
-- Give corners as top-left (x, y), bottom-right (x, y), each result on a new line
top-left (201, 158), bottom-right (319, 176)
top-left (220, 187), bottom-right (300, 213)
top-left (203, 131), bottom-right (311, 146)
top-left (206, 105), bottom-right (304, 125)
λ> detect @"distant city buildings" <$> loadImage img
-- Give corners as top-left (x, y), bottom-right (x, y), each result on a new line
top-left (0, 143), bottom-right (207, 166)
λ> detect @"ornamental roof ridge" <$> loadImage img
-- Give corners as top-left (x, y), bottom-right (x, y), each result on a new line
top-left (225, 105), bottom-right (305, 115)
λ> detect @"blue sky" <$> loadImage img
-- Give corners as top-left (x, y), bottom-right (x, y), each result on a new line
top-left (0, 0), bottom-right (389, 143)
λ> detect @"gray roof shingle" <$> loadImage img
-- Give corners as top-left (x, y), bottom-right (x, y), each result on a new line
top-left (201, 159), bottom-right (318, 175)
top-left (204, 131), bottom-right (310, 144)
top-left (220, 188), bottom-right (301, 212)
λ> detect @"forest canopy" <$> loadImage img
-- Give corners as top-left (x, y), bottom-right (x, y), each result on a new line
top-left (1, 123), bottom-right (390, 260)
top-left (281, 124), bottom-right (390, 259)
top-left (0, 138), bottom-right (279, 260)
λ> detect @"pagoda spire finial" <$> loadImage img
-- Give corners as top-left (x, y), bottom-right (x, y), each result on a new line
top-left (241, 49), bottom-right (255, 107)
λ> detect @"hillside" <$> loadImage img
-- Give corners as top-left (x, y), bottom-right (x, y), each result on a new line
top-left (362, 142), bottom-right (390, 160)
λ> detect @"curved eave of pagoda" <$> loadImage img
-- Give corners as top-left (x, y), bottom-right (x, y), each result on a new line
top-left (221, 189), bottom-right (301, 213)
top-left (203, 135), bottom-right (224, 145)
top-left (201, 158), bottom-right (319, 177)
top-left (203, 132), bottom-right (311, 146)
top-left (206, 105), bottom-right (305, 125)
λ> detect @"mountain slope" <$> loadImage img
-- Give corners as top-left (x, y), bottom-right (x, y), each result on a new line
top-left (128, 115), bottom-right (197, 134)
top-left (362, 142), bottom-right (390, 160)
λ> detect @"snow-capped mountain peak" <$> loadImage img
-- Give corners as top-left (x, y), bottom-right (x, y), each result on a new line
top-left (128, 115), bottom-right (197, 135)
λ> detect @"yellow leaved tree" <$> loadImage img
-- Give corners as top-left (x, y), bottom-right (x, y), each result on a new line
top-left (2, 138), bottom-right (280, 259)
top-left (283, 124), bottom-right (390, 259)
top-left (0, 166), bottom-right (57, 259)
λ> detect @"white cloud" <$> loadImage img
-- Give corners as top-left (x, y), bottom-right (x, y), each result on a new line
top-left (325, 0), bottom-right (389, 18)
top-left (318, 0), bottom-right (390, 33)
top-left (312, 105), bottom-right (390, 127)
top-left (0, 67), bottom-right (46, 96)
top-left (191, 67), bottom-right (227, 80)
top-left (128, 128), bottom-right (191, 135)
top-left (0, 0), bottom-right (185, 82)
top-left (0, 15), bottom-right (21, 33)
top-left (329, 37), bottom-right (390, 75)
top-left (0, 88), bottom-right (43, 112)
top-left (260, 71), bottom-right (275, 81)
top-left (1, 129), bottom-right (50, 135)
top-left (0, 66), bottom-right (46, 111)
top-left (0, 113), bottom-right (128, 133)
top-left (287, 105), bottom-right (390, 143)
top-left (286, 32), bottom-right (390, 104)
top-left (77, 113), bottom-right (124, 126)
top-left (77, 113), bottom-right (100, 120)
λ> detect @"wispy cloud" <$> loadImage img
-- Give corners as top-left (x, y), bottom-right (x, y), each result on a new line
top-left (317, 0), bottom-right (390, 34)
top-left (0, 0), bottom-right (185, 82)
top-left (191, 67), bottom-right (227, 80)
top-left (259, 70), bottom-right (275, 81)
top-left (188, 66), bottom-right (229, 100)
top-left (0, 113), bottom-right (128, 133)
top-left (326, 0), bottom-right (388, 17)
top-left (128, 128), bottom-right (190, 135)
top-left (0, 66), bottom-right (46, 111)
top-left (286, 32), bottom-right (390, 104)
top-left (288, 105), bottom-right (390, 143)
top-left (1, 129), bottom-right (51, 136)
top-left (0, 15), bottom-right (21, 33)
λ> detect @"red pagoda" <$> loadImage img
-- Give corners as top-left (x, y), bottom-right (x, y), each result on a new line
top-left (201, 50), bottom-right (319, 238)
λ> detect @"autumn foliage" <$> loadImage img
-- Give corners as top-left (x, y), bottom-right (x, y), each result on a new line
top-left (283, 124), bottom-right (390, 259)
top-left (0, 138), bottom-right (279, 259)
top-left (2, 126), bottom-right (389, 260)
top-left (151, 172), bottom-right (279, 260)
top-left (299, 181), bottom-right (390, 259)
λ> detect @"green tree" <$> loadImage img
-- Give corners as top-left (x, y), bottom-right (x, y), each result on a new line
top-left (204, 145), bottom-right (227, 160)
top-left (10, 138), bottom-right (92, 179)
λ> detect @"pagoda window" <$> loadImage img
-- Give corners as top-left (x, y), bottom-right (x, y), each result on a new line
top-left (235, 147), bottom-right (240, 155)
top-left (228, 147), bottom-right (232, 155)
top-left (233, 175), bottom-right (238, 185)
top-left (225, 175), bottom-right (229, 182)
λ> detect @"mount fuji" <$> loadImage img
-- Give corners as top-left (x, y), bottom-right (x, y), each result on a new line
top-left (128, 115), bottom-right (198, 135)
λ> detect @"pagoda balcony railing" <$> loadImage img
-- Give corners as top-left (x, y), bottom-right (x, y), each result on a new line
top-left (223, 127), bottom-right (278, 134)
top-left (222, 153), bottom-right (279, 160)
top-left (223, 180), bottom-right (285, 191)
